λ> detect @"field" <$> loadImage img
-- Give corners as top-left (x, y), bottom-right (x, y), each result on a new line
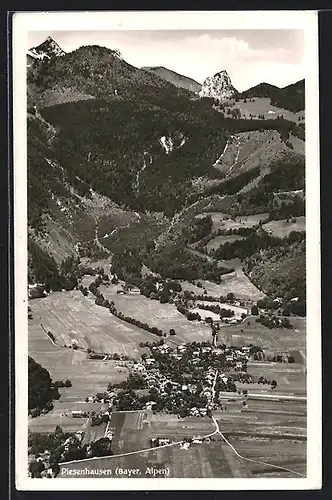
top-left (244, 361), bottom-right (306, 397)
top-left (205, 301), bottom-right (248, 317)
top-left (29, 317), bottom-right (129, 402)
top-left (29, 289), bottom-right (164, 357)
top-left (289, 134), bottom-right (305, 155)
top-left (225, 97), bottom-right (304, 123)
top-left (180, 267), bottom-right (265, 301)
top-left (59, 407), bottom-right (306, 478)
top-left (218, 316), bottom-right (306, 352)
top-left (28, 401), bottom-right (103, 434)
top-left (198, 212), bottom-right (269, 233)
top-left (205, 234), bottom-right (245, 252)
top-left (99, 284), bottom-right (213, 344)
top-left (262, 216), bottom-right (306, 238)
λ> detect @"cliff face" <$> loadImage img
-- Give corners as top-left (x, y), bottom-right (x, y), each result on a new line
top-left (199, 70), bottom-right (237, 100)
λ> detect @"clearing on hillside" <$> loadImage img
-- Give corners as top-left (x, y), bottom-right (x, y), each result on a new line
top-left (205, 234), bottom-right (245, 252)
top-left (262, 217), bottom-right (305, 238)
top-left (224, 97), bottom-right (304, 123)
top-left (180, 267), bottom-right (265, 302)
top-left (197, 212), bottom-right (269, 233)
top-left (212, 130), bottom-right (300, 181)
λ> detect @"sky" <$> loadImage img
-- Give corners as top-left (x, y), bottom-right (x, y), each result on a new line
top-left (28, 30), bottom-right (304, 91)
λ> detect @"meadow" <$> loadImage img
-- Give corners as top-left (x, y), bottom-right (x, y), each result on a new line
top-left (205, 234), bottom-right (245, 252)
top-left (180, 267), bottom-right (265, 301)
top-left (28, 401), bottom-right (103, 434)
top-left (262, 216), bottom-right (305, 238)
top-left (225, 97), bottom-right (304, 123)
top-left (29, 313), bottom-right (129, 403)
top-left (29, 290), bottom-right (162, 357)
top-left (99, 284), bottom-right (213, 344)
top-left (198, 212), bottom-right (269, 233)
top-left (218, 316), bottom-right (306, 353)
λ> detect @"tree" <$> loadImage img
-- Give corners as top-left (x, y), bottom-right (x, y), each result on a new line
top-left (251, 305), bottom-right (259, 315)
top-left (29, 459), bottom-right (45, 478)
top-left (227, 292), bottom-right (235, 303)
top-left (169, 328), bottom-right (176, 336)
top-left (64, 380), bottom-right (72, 388)
top-left (271, 380), bottom-right (277, 389)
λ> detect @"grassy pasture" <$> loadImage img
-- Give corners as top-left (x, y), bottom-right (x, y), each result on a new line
top-left (246, 361), bottom-right (306, 397)
top-left (289, 134), bottom-right (305, 155)
top-left (29, 290), bottom-right (162, 358)
top-left (198, 212), bottom-right (269, 233)
top-left (227, 436), bottom-right (306, 478)
top-left (205, 234), bottom-right (245, 252)
top-left (218, 316), bottom-right (306, 353)
top-left (99, 285), bottom-right (213, 344)
top-left (262, 216), bottom-right (305, 238)
top-left (29, 311), bottom-right (129, 402)
top-left (180, 268), bottom-right (265, 301)
top-left (28, 400), bottom-right (103, 434)
top-left (225, 97), bottom-right (304, 123)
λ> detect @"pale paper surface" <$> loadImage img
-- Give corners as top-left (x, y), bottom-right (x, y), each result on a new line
top-left (13, 10), bottom-right (321, 490)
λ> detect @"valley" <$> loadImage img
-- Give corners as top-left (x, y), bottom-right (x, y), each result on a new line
top-left (26, 36), bottom-right (307, 480)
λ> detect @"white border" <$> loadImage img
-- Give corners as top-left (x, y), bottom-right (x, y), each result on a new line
top-left (13, 10), bottom-right (321, 491)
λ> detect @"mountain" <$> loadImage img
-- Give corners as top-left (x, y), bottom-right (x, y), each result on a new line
top-left (236, 82), bottom-right (280, 100)
top-left (141, 66), bottom-right (201, 93)
top-left (237, 80), bottom-right (305, 112)
top-left (27, 38), bottom-right (305, 300)
top-left (271, 79), bottom-right (305, 113)
top-left (198, 70), bottom-right (237, 101)
top-left (27, 43), bottom-right (195, 108)
top-left (28, 36), bottom-right (66, 60)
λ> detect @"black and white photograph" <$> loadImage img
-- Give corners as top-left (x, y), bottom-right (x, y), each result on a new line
top-left (13, 11), bottom-right (321, 490)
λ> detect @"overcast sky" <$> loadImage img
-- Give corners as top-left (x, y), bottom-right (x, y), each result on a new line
top-left (28, 30), bottom-right (304, 91)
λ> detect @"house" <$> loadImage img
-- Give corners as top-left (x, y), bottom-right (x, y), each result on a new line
top-left (226, 355), bottom-right (233, 362)
top-left (221, 376), bottom-right (228, 383)
top-left (199, 408), bottom-right (207, 415)
top-left (159, 438), bottom-right (171, 446)
top-left (181, 441), bottom-right (190, 450)
top-left (192, 350), bottom-right (200, 356)
top-left (192, 438), bottom-right (203, 444)
top-left (236, 361), bottom-right (243, 369)
top-left (116, 289), bottom-right (126, 294)
top-left (181, 384), bottom-right (188, 391)
top-left (134, 363), bottom-right (146, 372)
top-left (71, 410), bottom-right (83, 418)
top-left (145, 358), bottom-right (155, 365)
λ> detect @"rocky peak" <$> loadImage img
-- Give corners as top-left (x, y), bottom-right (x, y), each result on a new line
top-left (198, 69), bottom-right (237, 101)
top-left (28, 36), bottom-right (66, 61)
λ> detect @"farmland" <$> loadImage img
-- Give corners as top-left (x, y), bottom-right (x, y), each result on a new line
top-left (29, 323), bottom-right (128, 402)
top-left (217, 316), bottom-right (306, 353)
top-left (59, 408), bottom-right (306, 478)
top-left (29, 289), bottom-right (164, 358)
top-left (205, 234), bottom-right (245, 252)
top-left (262, 216), bottom-right (306, 238)
top-left (180, 267), bottom-right (265, 301)
top-left (99, 284), bottom-right (213, 343)
top-left (197, 212), bottom-right (269, 233)
top-left (28, 401), bottom-right (102, 434)
top-left (224, 97), bottom-right (305, 123)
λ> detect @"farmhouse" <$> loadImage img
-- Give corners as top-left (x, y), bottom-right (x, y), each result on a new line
top-left (71, 410), bottom-right (84, 418)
